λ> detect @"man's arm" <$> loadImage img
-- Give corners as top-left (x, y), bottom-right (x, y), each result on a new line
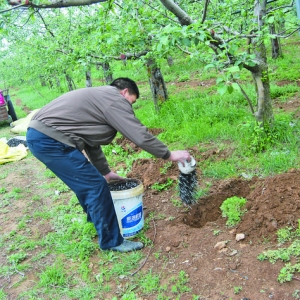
top-left (84, 145), bottom-right (111, 175)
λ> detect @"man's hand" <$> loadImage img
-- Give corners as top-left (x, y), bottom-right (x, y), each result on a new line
top-left (104, 171), bottom-right (125, 183)
top-left (169, 150), bottom-right (191, 166)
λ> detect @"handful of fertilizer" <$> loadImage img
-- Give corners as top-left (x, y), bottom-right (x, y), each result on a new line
top-left (178, 156), bottom-right (198, 206)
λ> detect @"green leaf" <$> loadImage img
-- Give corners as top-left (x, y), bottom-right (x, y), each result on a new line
top-left (241, 9), bottom-right (247, 17)
top-left (232, 82), bottom-right (240, 91)
top-left (247, 61), bottom-right (256, 67)
top-left (268, 16), bottom-right (275, 24)
top-left (227, 66), bottom-right (240, 73)
top-left (229, 44), bottom-right (239, 53)
top-left (217, 84), bottom-right (228, 95)
top-left (227, 84), bottom-right (234, 94)
top-left (160, 35), bottom-right (169, 45)
top-left (205, 64), bottom-right (215, 70)
top-left (216, 77), bottom-right (224, 84)
top-left (194, 38), bottom-right (200, 46)
top-left (181, 38), bottom-right (191, 47)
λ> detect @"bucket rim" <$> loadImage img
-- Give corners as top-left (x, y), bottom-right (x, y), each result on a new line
top-left (108, 178), bottom-right (144, 198)
top-left (108, 178), bottom-right (141, 185)
top-left (108, 178), bottom-right (142, 190)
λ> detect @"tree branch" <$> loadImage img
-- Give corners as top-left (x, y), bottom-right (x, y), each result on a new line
top-left (7, 0), bottom-right (107, 8)
top-left (267, 0), bottom-right (295, 13)
top-left (141, 0), bottom-right (178, 24)
top-left (276, 26), bottom-right (300, 38)
top-left (1, 3), bottom-right (26, 12)
top-left (234, 79), bottom-right (255, 114)
top-left (160, 0), bottom-right (194, 26)
top-left (37, 10), bottom-right (55, 38)
top-left (201, 0), bottom-right (209, 24)
top-left (176, 43), bottom-right (192, 55)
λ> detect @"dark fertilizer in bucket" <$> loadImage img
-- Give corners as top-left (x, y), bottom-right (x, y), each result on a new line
top-left (108, 179), bottom-right (144, 238)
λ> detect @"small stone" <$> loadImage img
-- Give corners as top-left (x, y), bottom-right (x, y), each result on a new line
top-left (172, 241), bottom-right (180, 247)
top-left (236, 233), bottom-right (245, 241)
top-left (219, 248), bottom-right (228, 253)
top-left (165, 246), bottom-right (171, 252)
top-left (229, 228), bottom-right (237, 235)
top-left (271, 220), bottom-right (278, 229)
top-left (214, 241), bottom-right (227, 250)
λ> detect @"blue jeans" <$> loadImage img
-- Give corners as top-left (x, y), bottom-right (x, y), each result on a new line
top-left (26, 127), bottom-right (123, 250)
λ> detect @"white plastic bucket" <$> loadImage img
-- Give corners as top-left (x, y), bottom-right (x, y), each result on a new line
top-left (178, 156), bottom-right (196, 174)
top-left (109, 179), bottom-right (144, 238)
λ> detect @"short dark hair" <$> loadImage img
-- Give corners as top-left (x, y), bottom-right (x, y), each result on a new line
top-left (110, 77), bottom-right (140, 99)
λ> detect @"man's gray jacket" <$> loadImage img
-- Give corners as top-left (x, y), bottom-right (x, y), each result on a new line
top-left (29, 86), bottom-right (171, 175)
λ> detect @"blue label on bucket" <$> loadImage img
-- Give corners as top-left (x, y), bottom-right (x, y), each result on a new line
top-left (121, 203), bottom-right (143, 229)
top-left (113, 193), bottom-right (144, 238)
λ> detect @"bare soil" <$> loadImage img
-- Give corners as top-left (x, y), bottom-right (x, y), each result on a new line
top-left (1, 81), bottom-right (300, 299)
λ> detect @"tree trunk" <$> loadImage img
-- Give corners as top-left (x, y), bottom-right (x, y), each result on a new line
top-left (55, 76), bottom-right (61, 88)
top-left (65, 73), bottom-right (76, 91)
top-left (86, 70), bottom-right (92, 87)
top-left (40, 76), bottom-right (46, 87)
top-left (251, 66), bottom-right (273, 125)
top-left (48, 78), bottom-right (53, 89)
top-left (251, 0), bottom-right (274, 125)
top-left (102, 62), bottom-right (113, 84)
top-left (146, 59), bottom-right (168, 112)
top-left (167, 56), bottom-right (174, 66)
top-left (269, 24), bottom-right (282, 59)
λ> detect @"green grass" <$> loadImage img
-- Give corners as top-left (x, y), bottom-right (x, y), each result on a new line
top-left (269, 41), bottom-right (300, 82)
top-left (257, 222), bottom-right (300, 283)
top-left (220, 196), bottom-right (247, 226)
top-left (9, 85), bottom-right (62, 113)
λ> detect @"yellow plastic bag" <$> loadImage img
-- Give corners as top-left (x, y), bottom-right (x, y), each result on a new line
top-left (0, 140), bottom-right (28, 164)
top-left (10, 109), bottom-right (40, 134)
